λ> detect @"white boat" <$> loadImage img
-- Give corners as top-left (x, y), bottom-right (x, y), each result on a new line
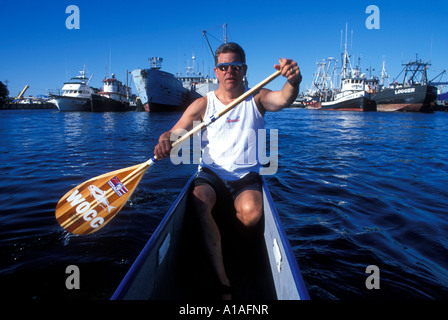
top-left (91, 74), bottom-right (132, 112)
top-left (49, 68), bottom-right (97, 112)
top-left (321, 70), bottom-right (377, 111)
top-left (323, 25), bottom-right (376, 111)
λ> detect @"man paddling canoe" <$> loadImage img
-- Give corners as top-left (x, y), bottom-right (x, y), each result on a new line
top-left (154, 42), bottom-right (301, 299)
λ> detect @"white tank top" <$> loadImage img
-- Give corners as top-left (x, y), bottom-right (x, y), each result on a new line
top-left (199, 89), bottom-right (265, 181)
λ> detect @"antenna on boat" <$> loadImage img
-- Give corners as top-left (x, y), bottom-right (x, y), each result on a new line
top-left (351, 29), bottom-right (353, 50)
top-left (340, 29), bottom-right (343, 50)
top-left (224, 22), bottom-right (228, 43)
top-left (87, 73), bottom-right (94, 86)
top-left (109, 45), bottom-right (112, 76)
top-left (345, 23), bottom-right (348, 52)
top-left (381, 60), bottom-right (390, 86)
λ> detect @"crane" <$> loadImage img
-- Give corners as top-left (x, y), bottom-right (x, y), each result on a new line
top-left (430, 70), bottom-right (448, 86)
top-left (16, 85), bottom-right (29, 100)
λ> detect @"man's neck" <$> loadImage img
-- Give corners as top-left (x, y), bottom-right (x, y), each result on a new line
top-left (214, 87), bottom-right (245, 105)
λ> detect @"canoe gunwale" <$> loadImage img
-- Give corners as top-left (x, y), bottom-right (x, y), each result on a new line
top-left (262, 178), bottom-right (310, 300)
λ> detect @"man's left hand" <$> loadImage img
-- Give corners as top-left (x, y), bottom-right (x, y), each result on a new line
top-left (274, 59), bottom-right (302, 87)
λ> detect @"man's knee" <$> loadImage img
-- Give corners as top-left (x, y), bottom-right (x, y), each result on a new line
top-left (235, 191), bottom-right (263, 228)
top-left (237, 205), bottom-right (262, 227)
top-left (192, 184), bottom-right (216, 212)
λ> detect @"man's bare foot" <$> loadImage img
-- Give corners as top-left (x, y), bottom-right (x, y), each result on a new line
top-left (221, 283), bottom-right (232, 300)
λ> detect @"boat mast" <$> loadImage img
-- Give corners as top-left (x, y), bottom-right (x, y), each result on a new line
top-left (402, 54), bottom-right (431, 85)
top-left (202, 23), bottom-right (229, 61)
top-left (339, 23), bottom-right (355, 85)
top-left (380, 61), bottom-right (389, 86)
top-left (87, 73), bottom-right (94, 86)
top-left (224, 23), bottom-right (228, 43)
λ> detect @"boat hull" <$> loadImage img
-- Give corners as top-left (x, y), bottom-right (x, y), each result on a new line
top-left (321, 95), bottom-right (376, 111)
top-left (111, 174), bottom-right (309, 300)
top-left (91, 94), bottom-right (131, 112)
top-left (132, 68), bottom-right (188, 112)
top-left (304, 100), bottom-right (322, 109)
top-left (372, 84), bottom-right (437, 112)
top-left (49, 95), bottom-right (92, 112)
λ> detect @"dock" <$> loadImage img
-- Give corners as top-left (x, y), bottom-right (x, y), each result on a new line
top-left (1, 103), bottom-right (57, 110)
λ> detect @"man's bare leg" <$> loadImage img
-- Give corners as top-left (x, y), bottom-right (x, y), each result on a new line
top-left (192, 184), bottom-right (231, 299)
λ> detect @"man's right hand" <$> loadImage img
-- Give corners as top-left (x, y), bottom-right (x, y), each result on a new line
top-left (153, 131), bottom-right (172, 159)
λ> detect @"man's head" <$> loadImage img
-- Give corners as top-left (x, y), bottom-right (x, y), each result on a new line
top-left (214, 42), bottom-right (246, 65)
top-left (214, 42), bottom-right (247, 92)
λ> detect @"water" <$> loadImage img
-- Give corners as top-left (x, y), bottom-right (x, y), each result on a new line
top-left (1, 109), bottom-right (448, 300)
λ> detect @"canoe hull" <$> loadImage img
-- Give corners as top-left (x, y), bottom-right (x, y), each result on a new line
top-left (111, 174), bottom-right (309, 300)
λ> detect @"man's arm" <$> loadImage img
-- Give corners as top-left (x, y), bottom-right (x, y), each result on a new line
top-left (154, 96), bottom-right (207, 159)
top-left (257, 58), bottom-right (302, 113)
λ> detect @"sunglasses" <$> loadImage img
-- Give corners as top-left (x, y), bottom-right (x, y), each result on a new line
top-left (216, 62), bottom-right (246, 72)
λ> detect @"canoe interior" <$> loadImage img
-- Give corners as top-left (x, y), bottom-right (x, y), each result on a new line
top-left (111, 175), bottom-right (309, 300)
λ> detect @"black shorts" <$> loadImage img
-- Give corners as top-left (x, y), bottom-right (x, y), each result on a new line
top-left (193, 167), bottom-right (262, 201)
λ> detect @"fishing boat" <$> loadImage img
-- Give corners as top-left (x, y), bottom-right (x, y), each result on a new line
top-left (111, 174), bottom-right (309, 300)
top-left (49, 68), bottom-right (97, 112)
top-left (91, 74), bottom-right (132, 112)
top-left (372, 57), bottom-right (438, 112)
top-left (320, 32), bottom-right (376, 112)
top-left (320, 71), bottom-right (377, 111)
top-left (131, 57), bottom-right (189, 112)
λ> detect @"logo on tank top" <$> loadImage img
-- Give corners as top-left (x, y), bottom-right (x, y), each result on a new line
top-left (226, 115), bottom-right (240, 123)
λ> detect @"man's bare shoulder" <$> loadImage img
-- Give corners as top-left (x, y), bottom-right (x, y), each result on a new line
top-left (253, 88), bottom-right (272, 115)
top-left (185, 95), bottom-right (208, 120)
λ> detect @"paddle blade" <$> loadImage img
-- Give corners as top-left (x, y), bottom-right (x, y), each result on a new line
top-left (55, 162), bottom-right (150, 235)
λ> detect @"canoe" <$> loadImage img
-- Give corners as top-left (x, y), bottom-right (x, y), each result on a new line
top-left (111, 174), bottom-right (310, 300)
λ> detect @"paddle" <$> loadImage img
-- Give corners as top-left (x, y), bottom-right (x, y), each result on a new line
top-left (56, 69), bottom-right (282, 235)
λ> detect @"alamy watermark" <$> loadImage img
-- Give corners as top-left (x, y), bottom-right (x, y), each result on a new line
top-left (169, 124), bottom-right (279, 176)
top-left (365, 5), bottom-right (380, 30)
top-left (66, 5), bottom-right (80, 30)
top-left (65, 265), bottom-right (80, 290)
top-left (365, 265), bottom-right (380, 289)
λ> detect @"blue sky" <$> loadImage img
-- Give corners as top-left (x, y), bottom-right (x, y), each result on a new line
top-left (1, 0), bottom-right (447, 97)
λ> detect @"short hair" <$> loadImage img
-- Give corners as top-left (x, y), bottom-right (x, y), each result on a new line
top-left (214, 42), bottom-right (246, 65)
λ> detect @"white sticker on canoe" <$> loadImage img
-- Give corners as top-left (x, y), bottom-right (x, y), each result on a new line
top-left (158, 233), bottom-right (171, 265)
top-left (273, 238), bottom-right (282, 272)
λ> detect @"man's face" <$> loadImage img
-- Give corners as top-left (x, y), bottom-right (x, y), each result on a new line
top-left (214, 52), bottom-right (247, 91)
